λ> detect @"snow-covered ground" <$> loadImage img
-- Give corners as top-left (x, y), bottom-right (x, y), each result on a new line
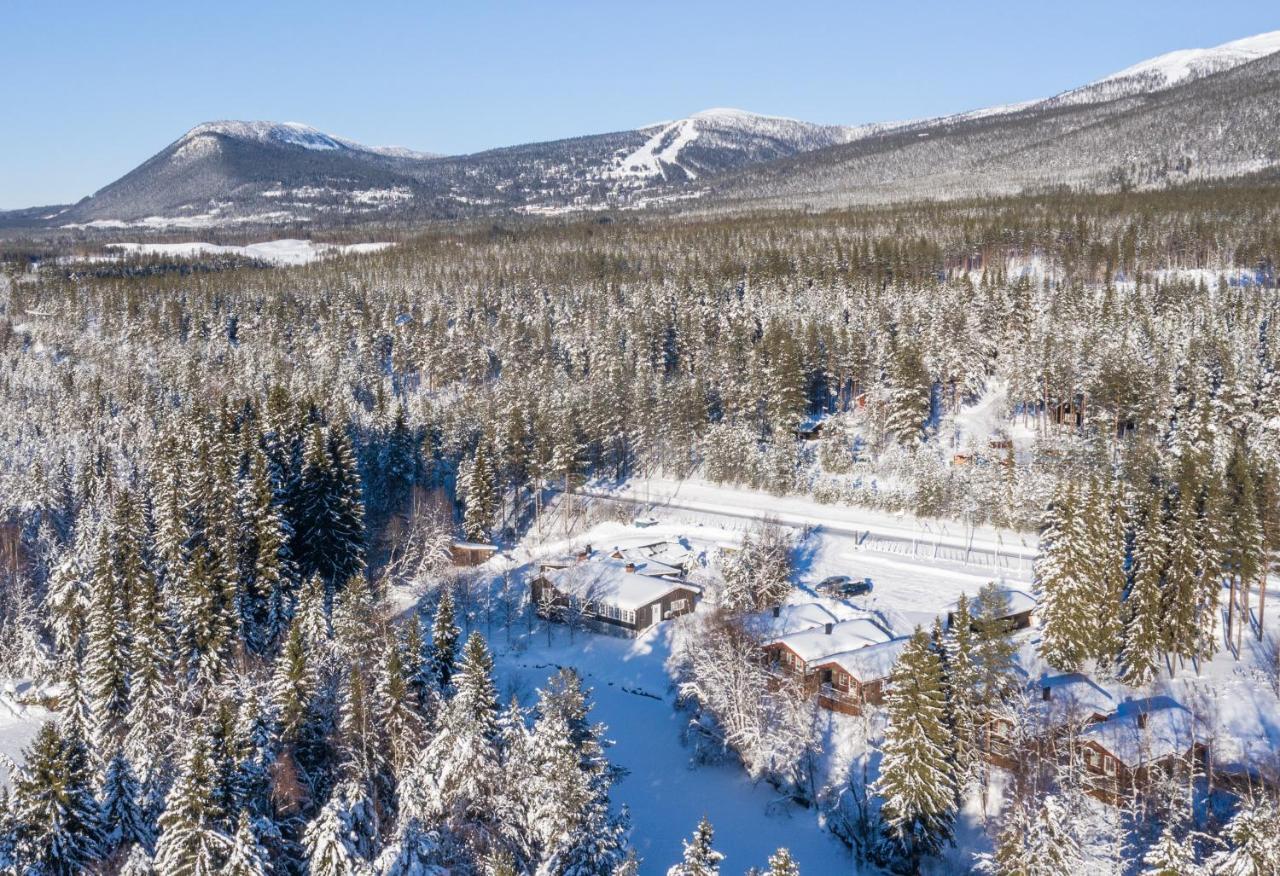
top-left (0, 683), bottom-right (54, 789)
top-left (102, 239), bottom-right (394, 266)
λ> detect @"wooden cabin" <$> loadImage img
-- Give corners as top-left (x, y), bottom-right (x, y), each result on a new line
top-left (532, 556), bottom-right (699, 636)
top-left (450, 541), bottom-right (498, 567)
top-left (762, 619), bottom-right (903, 716)
top-left (1077, 700), bottom-right (1206, 805)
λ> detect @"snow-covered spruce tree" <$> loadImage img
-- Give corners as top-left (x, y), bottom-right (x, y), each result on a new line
top-left (1036, 482), bottom-right (1094, 671)
top-left (526, 669), bottom-right (630, 874)
top-left (1087, 477), bottom-right (1128, 667)
top-left (375, 630), bottom-right (428, 781)
top-left (872, 629), bottom-right (956, 871)
top-left (85, 526), bottom-right (130, 751)
top-left (294, 423), bottom-right (366, 587)
top-left (974, 797), bottom-right (1032, 874)
top-left (1141, 818), bottom-right (1202, 876)
top-left (238, 445), bottom-right (292, 654)
top-left (98, 747), bottom-right (150, 857)
top-left (1163, 468), bottom-right (1206, 664)
top-left (463, 439), bottom-right (498, 543)
top-left (668, 816), bottom-right (724, 876)
top-left (1207, 795), bottom-right (1280, 875)
top-left (305, 788), bottom-right (368, 876)
top-left (9, 722), bottom-right (103, 876)
top-left (971, 583), bottom-right (1020, 717)
top-left (943, 594), bottom-right (981, 792)
top-left (718, 520), bottom-right (793, 612)
top-left (884, 337), bottom-right (932, 448)
top-left (430, 586), bottom-right (461, 691)
top-left (765, 847), bottom-right (800, 876)
top-left (154, 731), bottom-right (231, 875)
top-left (224, 811), bottom-right (272, 876)
top-left (1123, 488), bottom-right (1170, 686)
top-left (399, 632), bottom-right (501, 853)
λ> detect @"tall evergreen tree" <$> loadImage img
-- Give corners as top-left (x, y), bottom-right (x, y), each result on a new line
top-left (154, 732), bottom-right (231, 876)
top-left (1123, 489), bottom-right (1169, 685)
top-left (430, 587), bottom-right (461, 691)
top-left (9, 722), bottom-right (103, 876)
top-left (873, 629), bottom-right (956, 870)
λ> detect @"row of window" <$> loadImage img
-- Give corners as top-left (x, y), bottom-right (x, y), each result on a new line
top-left (595, 602), bottom-right (637, 625)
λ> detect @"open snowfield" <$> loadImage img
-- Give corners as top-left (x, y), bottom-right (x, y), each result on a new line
top-left (0, 685), bottom-right (54, 789)
top-left (102, 239), bottom-right (395, 266)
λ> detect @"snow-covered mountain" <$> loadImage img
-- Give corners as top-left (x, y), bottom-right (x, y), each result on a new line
top-left (606, 109), bottom-right (864, 182)
top-left (9, 28), bottom-right (1280, 229)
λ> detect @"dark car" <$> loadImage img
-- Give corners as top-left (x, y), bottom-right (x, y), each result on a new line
top-left (818, 575), bottom-right (872, 597)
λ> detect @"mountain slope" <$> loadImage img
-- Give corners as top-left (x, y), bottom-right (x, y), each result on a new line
top-left (12, 28), bottom-right (1280, 229)
top-left (50, 109), bottom-right (864, 227)
top-left (707, 45), bottom-right (1280, 210)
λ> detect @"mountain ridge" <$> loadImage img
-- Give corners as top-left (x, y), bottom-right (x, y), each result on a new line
top-left (7, 28), bottom-right (1280, 230)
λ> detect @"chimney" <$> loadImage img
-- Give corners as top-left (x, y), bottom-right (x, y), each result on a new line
top-left (772, 606), bottom-right (781, 618)
top-left (625, 562), bottom-right (636, 574)
top-left (1137, 712), bottom-right (1148, 730)
top-left (1042, 686), bottom-right (1051, 702)
top-left (611, 548), bottom-right (624, 559)
top-left (824, 623), bottom-right (834, 635)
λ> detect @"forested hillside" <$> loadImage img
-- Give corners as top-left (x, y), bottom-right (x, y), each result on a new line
top-left (0, 179), bottom-right (1277, 873)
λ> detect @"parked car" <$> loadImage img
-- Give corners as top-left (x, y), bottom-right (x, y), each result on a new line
top-left (817, 575), bottom-right (873, 597)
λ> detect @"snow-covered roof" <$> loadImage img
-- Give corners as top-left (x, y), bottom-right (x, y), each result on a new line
top-left (820, 637), bottom-right (911, 682)
top-left (748, 603), bottom-right (839, 638)
top-left (952, 587), bottom-right (1037, 617)
top-left (544, 557), bottom-right (692, 611)
top-left (607, 546), bottom-right (684, 579)
top-left (1080, 698), bottom-right (1200, 766)
top-left (452, 541), bottom-right (497, 551)
top-left (637, 540), bottom-right (697, 570)
top-left (767, 617), bottom-right (892, 664)
top-left (1033, 673), bottom-right (1115, 723)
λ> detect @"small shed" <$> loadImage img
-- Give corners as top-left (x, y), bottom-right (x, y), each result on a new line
top-left (451, 541), bottom-right (498, 567)
top-left (947, 587), bottom-right (1036, 632)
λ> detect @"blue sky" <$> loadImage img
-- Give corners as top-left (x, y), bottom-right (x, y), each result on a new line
top-left (2, 1), bottom-right (1276, 208)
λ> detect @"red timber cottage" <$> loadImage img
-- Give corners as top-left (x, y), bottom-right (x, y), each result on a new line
top-left (762, 613), bottom-right (906, 715)
top-left (531, 545), bottom-right (700, 636)
top-left (1076, 698), bottom-right (1206, 805)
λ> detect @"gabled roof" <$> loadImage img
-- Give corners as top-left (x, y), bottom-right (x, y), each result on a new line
top-left (766, 617), bottom-right (892, 664)
top-left (1079, 697), bottom-right (1200, 766)
top-left (1033, 673), bottom-right (1116, 723)
top-left (819, 636), bottom-right (911, 682)
top-left (544, 557), bottom-right (692, 611)
top-left (748, 603), bottom-right (839, 639)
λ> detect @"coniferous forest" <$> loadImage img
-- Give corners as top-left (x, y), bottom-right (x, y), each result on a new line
top-left (0, 178), bottom-right (1278, 874)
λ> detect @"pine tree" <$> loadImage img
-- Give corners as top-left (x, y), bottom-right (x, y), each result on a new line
top-left (872, 629), bottom-right (956, 869)
top-left (668, 816), bottom-right (723, 876)
top-left (154, 732), bottom-right (231, 876)
top-left (430, 587), bottom-right (461, 691)
top-left (9, 722), bottom-right (103, 876)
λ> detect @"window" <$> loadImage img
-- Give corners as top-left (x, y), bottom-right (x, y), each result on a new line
top-left (670, 598), bottom-right (687, 613)
top-left (621, 608), bottom-right (635, 625)
top-left (1104, 755), bottom-right (1116, 776)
